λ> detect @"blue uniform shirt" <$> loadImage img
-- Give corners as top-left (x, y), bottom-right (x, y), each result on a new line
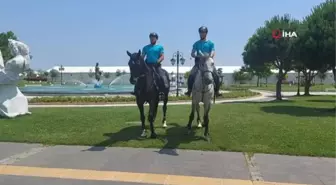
top-left (142, 44), bottom-right (164, 64)
top-left (192, 40), bottom-right (215, 56)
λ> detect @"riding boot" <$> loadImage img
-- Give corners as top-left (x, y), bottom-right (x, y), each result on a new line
top-left (213, 71), bottom-right (222, 97)
top-left (184, 75), bottom-right (194, 96)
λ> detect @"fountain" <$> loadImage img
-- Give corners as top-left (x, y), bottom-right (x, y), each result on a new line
top-left (63, 79), bottom-right (87, 87)
top-left (93, 79), bottom-right (103, 88)
top-left (94, 62), bottom-right (103, 88)
top-left (0, 39), bottom-right (31, 118)
top-left (109, 74), bottom-right (131, 86)
top-left (19, 63), bottom-right (134, 95)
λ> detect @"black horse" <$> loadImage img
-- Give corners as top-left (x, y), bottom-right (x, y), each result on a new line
top-left (126, 50), bottom-right (170, 138)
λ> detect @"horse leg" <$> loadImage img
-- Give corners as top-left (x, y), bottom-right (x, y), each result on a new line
top-left (203, 102), bottom-right (212, 139)
top-left (187, 101), bottom-right (196, 134)
top-left (196, 103), bottom-right (202, 128)
top-left (137, 101), bottom-right (146, 137)
top-left (148, 99), bottom-right (159, 138)
top-left (162, 92), bottom-right (168, 128)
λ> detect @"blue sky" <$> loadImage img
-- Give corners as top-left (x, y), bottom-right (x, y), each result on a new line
top-left (0, 0), bottom-right (324, 70)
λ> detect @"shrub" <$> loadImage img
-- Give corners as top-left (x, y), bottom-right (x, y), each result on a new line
top-left (28, 90), bottom-right (259, 104)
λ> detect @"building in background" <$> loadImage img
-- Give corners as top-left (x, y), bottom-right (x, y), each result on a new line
top-left (46, 65), bottom-right (335, 86)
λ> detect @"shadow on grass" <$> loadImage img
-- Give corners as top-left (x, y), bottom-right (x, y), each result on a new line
top-left (83, 125), bottom-right (145, 151)
top-left (156, 123), bottom-right (205, 156)
top-left (218, 99), bottom-right (295, 105)
top-left (306, 99), bottom-right (336, 103)
top-left (260, 105), bottom-right (335, 117)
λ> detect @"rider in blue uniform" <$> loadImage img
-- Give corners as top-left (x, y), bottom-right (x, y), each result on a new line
top-left (184, 26), bottom-right (222, 97)
top-left (131, 32), bottom-right (167, 95)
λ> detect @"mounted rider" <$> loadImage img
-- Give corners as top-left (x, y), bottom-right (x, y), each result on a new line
top-left (130, 32), bottom-right (168, 95)
top-left (184, 26), bottom-right (222, 97)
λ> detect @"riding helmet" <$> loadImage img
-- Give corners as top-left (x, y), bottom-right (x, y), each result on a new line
top-left (149, 32), bottom-right (159, 39)
top-left (198, 26), bottom-right (208, 33)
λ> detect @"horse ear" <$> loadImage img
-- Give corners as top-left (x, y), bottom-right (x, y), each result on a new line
top-left (126, 51), bottom-right (132, 57)
top-left (137, 49), bottom-right (141, 57)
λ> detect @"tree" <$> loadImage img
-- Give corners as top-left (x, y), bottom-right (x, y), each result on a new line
top-left (26, 68), bottom-right (36, 78)
top-left (260, 67), bottom-right (273, 87)
top-left (232, 69), bottom-right (250, 85)
top-left (241, 64), bottom-right (272, 87)
top-left (50, 69), bottom-right (59, 82)
top-left (0, 31), bottom-right (18, 63)
top-left (297, 0), bottom-right (335, 95)
top-left (317, 70), bottom-right (327, 85)
top-left (310, 0), bottom-right (336, 111)
top-left (116, 69), bottom-right (121, 77)
top-left (242, 14), bottom-right (300, 100)
top-left (103, 72), bottom-right (111, 79)
top-left (43, 71), bottom-right (49, 78)
top-left (294, 21), bottom-right (323, 95)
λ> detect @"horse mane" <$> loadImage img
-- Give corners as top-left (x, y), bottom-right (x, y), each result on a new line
top-left (131, 52), bottom-right (156, 95)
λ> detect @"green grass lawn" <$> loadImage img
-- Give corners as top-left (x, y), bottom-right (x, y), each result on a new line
top-left (0, 96), bottom-right (335, 157)
top-left (225, 84), bottom-right (335, 92)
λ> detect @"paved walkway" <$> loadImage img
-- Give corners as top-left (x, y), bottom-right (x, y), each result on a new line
top-left (28, 90), bottom-right (335, 108)
top-left (0, 143), bottom-right (334, 185)
top-left (28, 90), bottom-right (271, 108)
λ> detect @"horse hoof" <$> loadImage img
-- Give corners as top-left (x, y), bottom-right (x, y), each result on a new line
top-left (197, 123), bottom-right (202, 128)
top-left (163, 121), bottom-right (167, 128)
top-left (150, 133), bottom-right (157, 139)
top-left (187, 130), bottom-right (192, 135)
top-left (204, 134), bottom-right (210, 142)
top-left (141, 130), bottom-right (147, 137)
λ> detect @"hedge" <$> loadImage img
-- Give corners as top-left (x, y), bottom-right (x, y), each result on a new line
top-left (28, 90), bottom-right (259, 104)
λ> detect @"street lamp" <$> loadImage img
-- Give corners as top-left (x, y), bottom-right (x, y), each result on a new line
top-left (170, 51), bottom-right (185, 96)
top-left (59, 65), bottom-right (64, 85)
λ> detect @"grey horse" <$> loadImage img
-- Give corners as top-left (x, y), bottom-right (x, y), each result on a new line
top-left (186, 54), bottom-right (215, 140)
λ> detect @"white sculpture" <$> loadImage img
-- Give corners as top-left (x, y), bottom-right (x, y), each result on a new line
top-left (0, 39), bottom-right (31, 118)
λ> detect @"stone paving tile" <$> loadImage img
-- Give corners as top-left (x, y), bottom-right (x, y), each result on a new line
top-left (1, 143), bottom-right (335, 185)
top-left (0, 143), bottom-right (43, 161)
top-left (12, 146), bottom-right (250, 180)
top-left (254, 154), bottom-right (335, 185)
